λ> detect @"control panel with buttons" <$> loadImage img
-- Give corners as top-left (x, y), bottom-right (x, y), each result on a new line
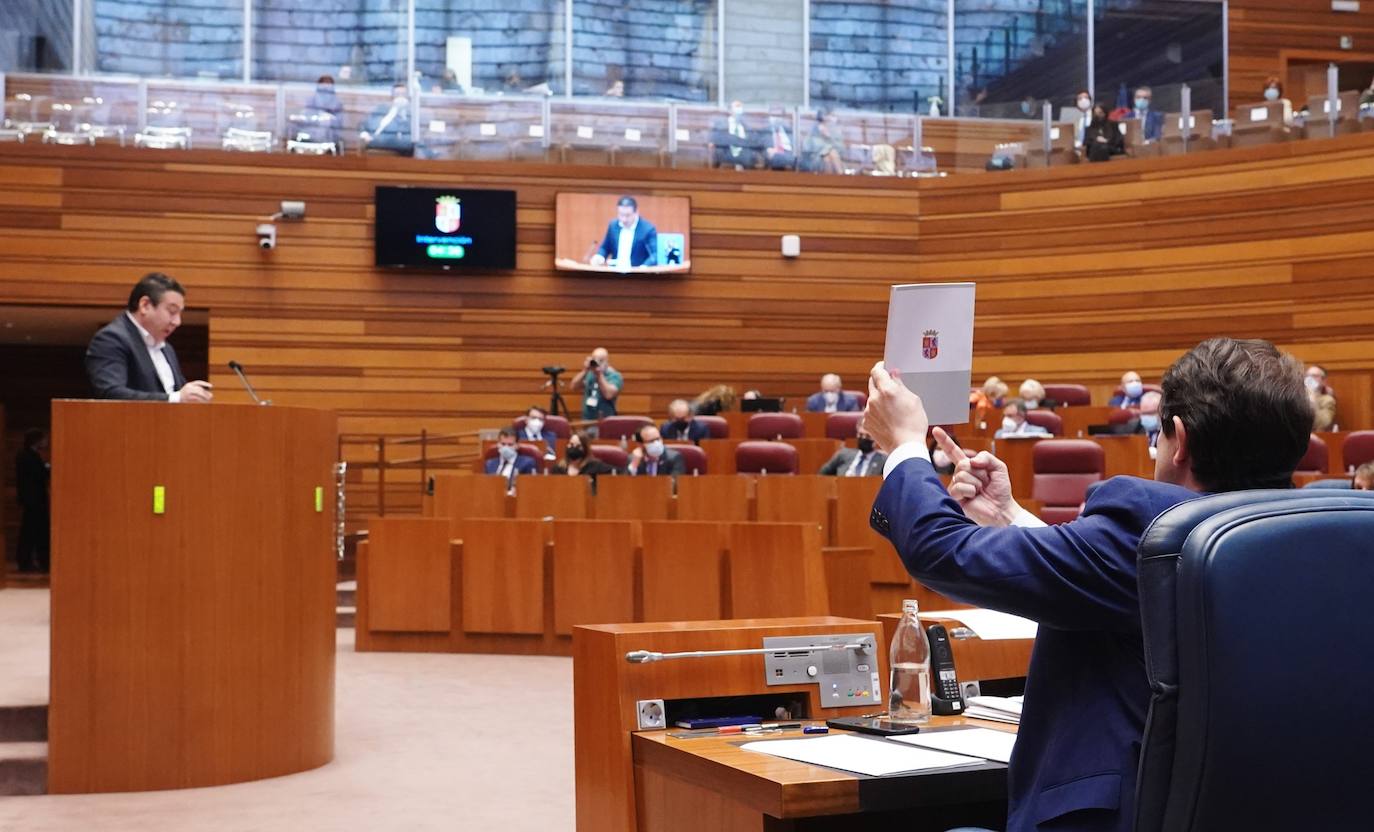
top-left (761, 633), bottom-right (881, 709)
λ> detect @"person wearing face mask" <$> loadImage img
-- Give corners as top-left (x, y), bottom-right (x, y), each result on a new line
top-left (1108, 371), bottom-right (1147, 409)
top-left (660, 399), bottom-right (709, 444)
top-left (1125, 85), bottom-right (1163, 143)
top-left (359, 82), bottom-right (415, 156)
top-left (303, 74), bottom-right (343, 151)
top-left (1134, 391), bottom-right (1164, 457)
top-left (517, 405), bottom-right (558, 459)
top-left (994, 399), bottom-right (1051, 439)
top-left (1017, 379), bottom-right (1057, 411)
top-left (1260, 75), bottom-right (1294, 126)
top-left (1072, 90), bottom-right (1093, 148)
top-left (1304, 364), bottom-right (1337, 431)
top-left (626, 426), bottom-right (685, 477)
top-left (484, 429), bottom-right (536, 491)
top-left (819, 421), bottom-right (888, 476)
top-left (763, 109), bottom-right (796, 171)
top-left (553, 431), bottom-right (621, 479)
top-left (711, 99), bottom-right (761, 170)
top-left (1082, 103), bottom-right (1125, 162)
top-left (801, 109), bottom-right (846, 174)
top-left (806, 373), bottom-right (862, 413)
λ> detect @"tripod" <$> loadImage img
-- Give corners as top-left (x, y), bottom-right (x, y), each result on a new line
top-left (544, 369), bottom-right (571, 420)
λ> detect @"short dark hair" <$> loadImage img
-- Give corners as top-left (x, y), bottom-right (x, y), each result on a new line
top-left (317, 75), bottom-right (334, 85)
top-left (127, 273), bottom-right (185, 313)
top-left (616, 196), bottom-right (637, 211)
top-left (23, 428), bottom-right (45, 449)
top-left (526, 405), bottom-right (547, 419)
top-left (1004, 398), bottom-right (1028, 416)
top-left (1160, 337), bottom-right (1312, 492)
top-left (497, 428), bottom-right (517, 440)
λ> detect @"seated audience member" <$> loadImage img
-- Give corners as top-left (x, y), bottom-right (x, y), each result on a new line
top-left (692, 384), bottom-right (737, 416)
top-left (1136, 391), bottom-right (1163, 454)
top-left (359, 83), bottom-right (415, 156)
top-left (661, 399), bottom-right (709, 444)
top-left (710, 100), bottom-right (760, 170)
top-left (15, 428), bottom-right (50, 574)
top-left (1108, 371), bottom-right (1146, 408)
top-left (819, 422), bottom-right (886, 476)
top-left (1355, 463), bottom-right (1374, 491)
top-left (1018, 379), bottom-right (1056, 410)
top-left (1125, 86), bottom-right (1164, 142)
top-left (806, 374), bottom-right (861, 413)
top-left (484, 429), bottom-right (535, 490)
top-left (763, 110), bottom-right (796, 170)
top-left (1361, 76), bottom-right (1374, 107)
top-left (570, 347), bottom-right (623, 421)
top-left (552, 431), bottom-right (620, 479)
top-left (1262, 76), bottom-right (1294, 125)
top-left (303, 75), bottom-right (343, 150)
top-left (995, 399), bottom-right (1051, 439)
top-left (626, 426), bottom-right (685, 477)
top-left (517, 405), bottom-right (557, 458)
top-left (801, 109), bottom-right (845, 174)
top-left (970, 376), bottom-right (1008, 426)
top-left (1305, 364), bottom-right (1337, 431)
top-left (1082, 103), bottom-right (1125, 162)
top-left (1072, 90), bottom-right (1093, 148)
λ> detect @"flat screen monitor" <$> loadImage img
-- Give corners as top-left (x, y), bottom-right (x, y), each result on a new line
top-left (740, 397), bottom-right (785, 413)
top-left (554, 193), bottom-right (690, 275)
top-left (374, 186), bottom-right (517, 270)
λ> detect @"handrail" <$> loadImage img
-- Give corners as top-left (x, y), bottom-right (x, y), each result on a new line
top-left (337, 428), bottom-right (486, 516)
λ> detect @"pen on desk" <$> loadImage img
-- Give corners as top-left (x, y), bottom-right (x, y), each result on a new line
top-left (803, 726), bottom-right (829, 734)
top-left (761, 722), bottom-right (802, 730)
top-left (716, 724), bottom-right (762, 735)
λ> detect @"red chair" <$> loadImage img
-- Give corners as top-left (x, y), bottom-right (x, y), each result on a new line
top-left (1342, 431), bottom-right (1374, 471)
top-left (1106, 408), bottom-right (1138, 426)
top-left (514, 414), bottom-right (571, 438)
top-left (483, 442), bottom-right (545, 470)
top-left (1296, 434), bottom-right (1328, 473)
top-left (1031, 440), bottom-right (1105, 524)
top-left (735, 441), bottom-right (799, 475)
top-left (843, 390), bottom-right (869, 408)
top-left (589, 445), bottom-right (630, 469)
top-left (668, 443), bottom-right (708, 474)
top-left (597, 415), bottom-right (654, 440)
top-left (1043, 384), bottom-right (1091, 406)
top-left (747, 412), bottom-right (804, 440)
top-left (826, 412), bottom-right (864, 440)
top-left (1025, 409), bottom-right (1064, 436)
top-left (695, 415), bottom-right (729, 439)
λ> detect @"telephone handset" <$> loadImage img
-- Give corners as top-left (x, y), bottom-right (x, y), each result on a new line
top-left (924, 623), bottom-right (965, 715)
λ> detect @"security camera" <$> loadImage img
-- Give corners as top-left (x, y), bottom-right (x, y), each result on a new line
top-left (256, 223), bottom-right (277, 250)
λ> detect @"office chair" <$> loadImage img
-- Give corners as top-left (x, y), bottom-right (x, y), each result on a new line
top-left (746, 412), bottom-right (804, 440)
top-left (1042, 383), bottom-right (1091, 406)
top-left (1135, 490), bottom-right (1374, 832)
top-left (1030, 439), bottom-right (1104, 523)
top-left (735, 441), bottom-right (798, 475)
top-left (1024, 409), bottom-right (1064, 436)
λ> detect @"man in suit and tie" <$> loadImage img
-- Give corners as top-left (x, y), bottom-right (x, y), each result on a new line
top-left (819, 421), bottom-right (887, 476)
top-left (517, 405), bottom-right (558, 459)
top-left (805, 373), bottom-right (861, 413)
top-left (863, 337), bottom-right (1311, 832)
top-left (626, 426), bottom-right (685, 477)
top-left (591, 196), bottom-right (658, 269)
top-left (484, 429), bottom-right (536, 491)
top-left (660, 399), bottom-right (709, 444)
top-left (1126, 85), bottom-right (1164, 143)
top-left (85, 273), bottom-right (213, 402)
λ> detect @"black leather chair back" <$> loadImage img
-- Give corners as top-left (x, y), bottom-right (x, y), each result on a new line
top-left (1134, 490), bottom-right (1374, 832)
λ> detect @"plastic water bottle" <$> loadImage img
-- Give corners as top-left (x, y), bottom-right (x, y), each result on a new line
top-left (888, 599), bottom-right (932, 724)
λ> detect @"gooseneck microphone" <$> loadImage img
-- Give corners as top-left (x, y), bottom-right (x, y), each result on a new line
top-left (227, 360), bottom-right (271, 406)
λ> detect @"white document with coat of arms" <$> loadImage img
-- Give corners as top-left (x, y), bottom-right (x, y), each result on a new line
top-left (882, 282), bottom-right (976, 426)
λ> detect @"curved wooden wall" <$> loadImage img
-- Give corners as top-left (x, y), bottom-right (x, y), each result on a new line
top-left (1, 135), bottom-right (1371, 477)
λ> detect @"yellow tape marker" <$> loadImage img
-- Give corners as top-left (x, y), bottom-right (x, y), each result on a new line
top-left (314, 486), bottom-right (324, 513)
top-left (153, 485), bottom-right (166, 515)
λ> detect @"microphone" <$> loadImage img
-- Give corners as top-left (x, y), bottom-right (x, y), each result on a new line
top-left (227, 360), bottom-right (271, 406)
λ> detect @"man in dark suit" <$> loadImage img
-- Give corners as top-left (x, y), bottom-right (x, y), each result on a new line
top-left (863, 337), bottom-right (1311, 832)
top-left (517, 405), bottom-right (559, 459)
top-left (660, 399), bottom-right (709, 445)
top-left (85, 273), bottom-right (213, 402)
top-left (359, 83), bottom-right (415, 156)
top-left (484, 429), bottom-right (536, 491)
top-left (591, 196), bottom-right (658, 269)
top-left (15, 428), bottom-right (50, 573)
top-left (709, 100), bottom-right (761, 169)
top-left (1126, 86), bottom-right (1164, 143)
top-left (805, 373), bottom-right (861, 413)
top-left (819, 423), bottom-right (887, 476)
top-left (626, 426), bottom-right (685, 477)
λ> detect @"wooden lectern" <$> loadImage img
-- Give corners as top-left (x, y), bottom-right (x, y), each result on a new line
top-left (48, 400), bottom-right (338, 793)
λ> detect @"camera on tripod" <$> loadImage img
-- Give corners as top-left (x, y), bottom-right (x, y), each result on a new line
top-left (542, 365), bottom-right (565, 376)
top-left (541, 365), bottom-right (569, 419)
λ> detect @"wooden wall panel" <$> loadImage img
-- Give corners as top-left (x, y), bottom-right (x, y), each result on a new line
top-left (1229, 0), bottom-right (1374, 102)
top-left (2, 135), bottom-right (1373, 510)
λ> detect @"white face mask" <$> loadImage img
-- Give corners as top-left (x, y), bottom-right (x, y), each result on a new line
top-left (1077, 97), bottom-right (1091, 110)
top-left (1125, 381), bottom-right (1144, 399)
top-left (645, 439), bottom-right (665, 459)
top-left (823, 391), bottom-right (839, 404)
top-left (527, 417), bottom-right (544, 433)
top-left (1305, 376), bottom-right (1321, 392)
top-left (1002, 417), bottom-right (1019, 433)
top-left (497, 444), bottom-right (517, 462)
top-left (1264, 87), bottom-right (1280, 101)
top-left (1023, 399), bottom-right (1040, 410)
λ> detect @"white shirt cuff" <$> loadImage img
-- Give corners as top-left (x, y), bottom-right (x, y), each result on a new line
top-left (882, 441), bottom-right (931, 479)
top-left (1010, 507), bottom-right (1047, 528)
top-left (168, 390), bottom-right (182, 403)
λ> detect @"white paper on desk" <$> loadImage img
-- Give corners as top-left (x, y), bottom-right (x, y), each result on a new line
top-left (891, 728), bottom-right (1017, 764)
top-left (963, 707), bottom-right (1020, 725)
top-left (921, 608), bottom-right (1037, 640)
top-left (883, 282), bottom-right (975, 426)
top-left (739, 734), bottom-right (980, 777)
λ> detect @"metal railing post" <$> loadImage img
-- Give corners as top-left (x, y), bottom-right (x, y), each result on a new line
top-left (419, 428), bottom-right (428, 494)
top-left (1180, 83), bottom-right (1191, 153)
top-left (1327, 62), bottom-right (1339, 139)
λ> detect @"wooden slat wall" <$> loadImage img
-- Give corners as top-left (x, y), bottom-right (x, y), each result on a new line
top-left (1229, 0), bottom-right (1374, 99)
top-left (1, 135), bottom-right (1372, 480)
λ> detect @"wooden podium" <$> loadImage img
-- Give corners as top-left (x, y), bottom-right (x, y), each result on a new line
top-left (48, 400), bottom-right (338, 793)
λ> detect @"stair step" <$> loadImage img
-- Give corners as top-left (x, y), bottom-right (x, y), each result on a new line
top-left (0, 705), bottom-right (47, 743)
top-left (336, 584), bottom-right (356, 607)
top-left (336, 606), bottom-right (356, 628)
top-left (0, 742), bottom-right (48, 796)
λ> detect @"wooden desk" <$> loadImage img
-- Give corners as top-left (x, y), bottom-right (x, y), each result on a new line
top-left (878, 612), bottom-right (1034, 684)
top-left (995, 436), bottom-right (1048, 501)
top-left (1057, 406), bottom-right (1114, 438)
top-left (633, 721), bottom-right (1011, 831)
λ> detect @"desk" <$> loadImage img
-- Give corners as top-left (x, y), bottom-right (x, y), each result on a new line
top-left (633, 721), bottom-right (1012, 831)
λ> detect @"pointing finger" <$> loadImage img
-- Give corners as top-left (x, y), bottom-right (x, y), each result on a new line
top-left (932, 427), bottom-right (968, 466)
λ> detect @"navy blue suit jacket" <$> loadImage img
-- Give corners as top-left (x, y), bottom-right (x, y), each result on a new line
top-left (596, 219), bottom-right (658, 267)
top-left (483, 455), bottom-right (536, 480)
top-left (85, 314), bottom-right (188, 401)
top-left (870, 459), bottom-right (1196, 832)
top-left (660, 419), bottom-right (709, 444)
top-left (804, 391), bottom-right (861, 413)
top-left (518, 426), bottom-right (558, 452)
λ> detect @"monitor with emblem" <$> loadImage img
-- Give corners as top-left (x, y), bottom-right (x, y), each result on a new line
top-left (374, 186), bottom-right (517, 270)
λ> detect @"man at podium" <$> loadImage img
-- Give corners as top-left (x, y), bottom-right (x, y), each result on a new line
top-left (85, 273), bottom-right (213, 403)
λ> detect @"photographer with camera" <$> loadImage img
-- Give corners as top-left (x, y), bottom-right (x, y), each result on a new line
top-left (569, 347), bottom-right (622, 421)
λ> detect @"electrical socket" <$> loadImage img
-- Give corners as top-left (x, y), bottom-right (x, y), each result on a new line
top-left (636, 699), bottom-right (666, 730)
